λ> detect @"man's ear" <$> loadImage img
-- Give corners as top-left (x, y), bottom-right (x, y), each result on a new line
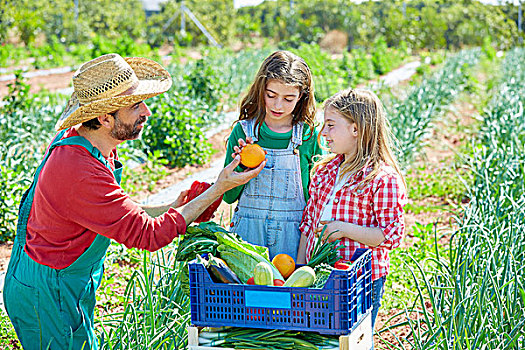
top-left (98, 113), bottom-right (113, 128)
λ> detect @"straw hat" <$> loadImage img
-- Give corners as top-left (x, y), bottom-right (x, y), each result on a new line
top-left (55, 53), bottom-right (172, 131)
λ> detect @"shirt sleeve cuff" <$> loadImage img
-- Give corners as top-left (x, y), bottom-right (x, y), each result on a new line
top-left (167, 207), bottom-right (187, 237)
top-left (377, 219), bottom-right (404, 250)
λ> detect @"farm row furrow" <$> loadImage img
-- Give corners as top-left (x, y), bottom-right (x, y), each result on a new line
top-left (404, 48), bottom-right (525, 349)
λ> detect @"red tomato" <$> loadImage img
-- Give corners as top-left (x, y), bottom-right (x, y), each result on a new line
top-left (247, 277), bottom-right (255, 285)
top-left (273, 279), bottom-right (285, 286)
top-left (334, 262), bottom-right (351, 270)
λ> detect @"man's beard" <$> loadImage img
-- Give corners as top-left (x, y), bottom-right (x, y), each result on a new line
top-left (111, 115), bottom-right (146, 141)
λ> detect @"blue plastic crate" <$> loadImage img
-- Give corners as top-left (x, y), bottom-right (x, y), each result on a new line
top-left (189, 248), bottom-right (372, 335)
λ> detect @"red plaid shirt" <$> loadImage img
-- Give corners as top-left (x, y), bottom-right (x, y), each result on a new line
top-left (300, 154), bottom-right (407, 281)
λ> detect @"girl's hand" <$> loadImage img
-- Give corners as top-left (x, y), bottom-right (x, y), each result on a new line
top-left (315, 221), bottom-right (344, 242)
top-left (231, 136), bottom-right (253, 158)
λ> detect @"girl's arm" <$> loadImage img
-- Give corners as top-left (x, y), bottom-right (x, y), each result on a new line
top-left (296, 234), bottom-right (308, 264)
top-left (223, 124), bottom-right (248, 204)
top-left (317, 221), bottom-right (385, 247)
top-left (297, 171), bottom-right (321, 264)
top-left (318, 173), bottom-right (406, 249)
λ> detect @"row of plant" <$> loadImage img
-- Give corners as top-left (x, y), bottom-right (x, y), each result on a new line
top-left (2, 0), bottom-right (522, 69)
top-left (387, 48), bottom-right (481, 167)
top-left (390, 48), bottom-right (525, 349)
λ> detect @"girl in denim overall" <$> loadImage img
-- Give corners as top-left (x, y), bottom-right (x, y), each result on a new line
top-left (298, 89), bottom-right (407, 342)
top-left (223, 51), bottom-right (322, 261)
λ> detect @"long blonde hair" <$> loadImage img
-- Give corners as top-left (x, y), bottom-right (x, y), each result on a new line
top-left (238, 50), bottom-right (316, 136)
top-left (314, 89), bottom-right (405, 188)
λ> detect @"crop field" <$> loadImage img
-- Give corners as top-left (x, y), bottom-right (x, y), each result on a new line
top-left (1, 1), bottom-right (525, 349)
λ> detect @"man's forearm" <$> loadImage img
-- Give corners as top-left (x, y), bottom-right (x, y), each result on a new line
top-left (141, 203), bottom-right (172, 217)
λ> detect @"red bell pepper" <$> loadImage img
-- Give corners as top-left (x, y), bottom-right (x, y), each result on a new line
top-left (184, 181), bottom-right (223, 223)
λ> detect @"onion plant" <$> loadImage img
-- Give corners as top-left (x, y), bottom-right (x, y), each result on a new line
top-left (388, 49), bottom-right (481, 167)
top-left (97, 245), bottom-right (190, 349)
top-left (386, 48), bottom-right (525, 349)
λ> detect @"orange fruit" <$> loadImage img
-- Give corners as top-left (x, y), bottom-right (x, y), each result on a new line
top-left (240, 144), bottom-right (266, 168)
top-left (272, 253), bottom-right (295, 279)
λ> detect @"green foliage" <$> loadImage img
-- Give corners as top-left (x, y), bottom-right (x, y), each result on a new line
top-left (371, 36), bottom-right (390, 75)
top-left (351, 48), bottom-right (375, 81)
top-left (90, 35), bottom-right (157, 60)
top-left (385, 222), bottom-right (444, 310)
top-left (97, 249), bottom-right (190, 349)
top-left (0, 309), bottom-right (20, 349)
top-left (120, 150), bottom-right (170, 196)
top-left (389, 49), bottom-right (481, 167)
top-left (401, 48), bottom-right (525, 349)
top-left (147, 0), bottom-right (235, 47)
top-left (288, 43), bottom-right (350, 102)
top-left (142, 92), bottom-right (212, 168)
top-left (0, 74), bottom-right (58, 242)
top-left (406, 164), bottom-right (468, 203)
top-left (183, 57), bottom-right (228, 112)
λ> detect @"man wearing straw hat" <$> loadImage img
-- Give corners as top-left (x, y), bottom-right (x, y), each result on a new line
top-left (3, 53), bottom-right (265, 350)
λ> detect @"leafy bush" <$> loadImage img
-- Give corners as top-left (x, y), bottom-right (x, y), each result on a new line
top-left (142, 92), bottom-right (212, 168)
top-left (0, 74), bottom-right (59, 242)
top-left (183, 57), bottom-right (228, 112)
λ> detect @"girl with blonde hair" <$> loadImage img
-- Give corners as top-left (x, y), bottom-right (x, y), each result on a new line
top-left (298, 88), bottom-right (407, 331)
top-left (223, 50), bottom-right (322, 260)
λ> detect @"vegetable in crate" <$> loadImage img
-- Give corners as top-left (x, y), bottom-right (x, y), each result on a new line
top-left (283, 266), bottom-right (316, 287)
top-left (215, 229), bottom-right (284, 283)
top-left (198, 327), bottom-right (340, 349)
top-left (253, 261), bottom-right (273, 286)
top-left (175, 223), bottom-right (220, 262)
top-left (307, 226), bottom-right (343, 268)
top-left (197, 254), bottom-right (241, 284)
top-left (272, 253), bottom-right (295, 279)
top-left (313, 263), bottom-right (334, 289)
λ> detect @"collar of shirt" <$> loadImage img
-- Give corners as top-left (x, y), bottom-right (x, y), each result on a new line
top-left (318, 154), bottom-right (374, 187)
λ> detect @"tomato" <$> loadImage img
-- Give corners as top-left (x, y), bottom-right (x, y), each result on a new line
top-left (334, 261), bottom-right (351, 270)
top-left (273, 279), bottom-right (285, 286)
top-left (247, 277), bottom-right (255, 285)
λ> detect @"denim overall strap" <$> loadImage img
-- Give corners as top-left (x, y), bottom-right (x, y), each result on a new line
top-left (233, 120), bottom-right (306, 260)
top-left (4, 131), bottom-right (122, 350)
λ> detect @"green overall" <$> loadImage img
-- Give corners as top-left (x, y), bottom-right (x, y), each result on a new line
top-left (3, 130), bottom-right (123, 350)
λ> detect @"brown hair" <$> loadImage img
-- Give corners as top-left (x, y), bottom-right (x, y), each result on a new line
top-left (314, 89), bottom-right (405, 188)
top-left (238, 50), bottom-right (316, 136)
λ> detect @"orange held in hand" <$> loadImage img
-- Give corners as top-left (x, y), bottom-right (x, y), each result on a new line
top-left (240, 144), bottom-right (266, 168)
top-left (272, 253), bottom-right (296, 279)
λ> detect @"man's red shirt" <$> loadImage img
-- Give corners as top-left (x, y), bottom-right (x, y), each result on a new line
top-left (25, 129), bottom-right (186, 269)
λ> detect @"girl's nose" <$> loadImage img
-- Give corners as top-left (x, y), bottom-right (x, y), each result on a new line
top-left (320, 124), bottom-right (328, 136)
